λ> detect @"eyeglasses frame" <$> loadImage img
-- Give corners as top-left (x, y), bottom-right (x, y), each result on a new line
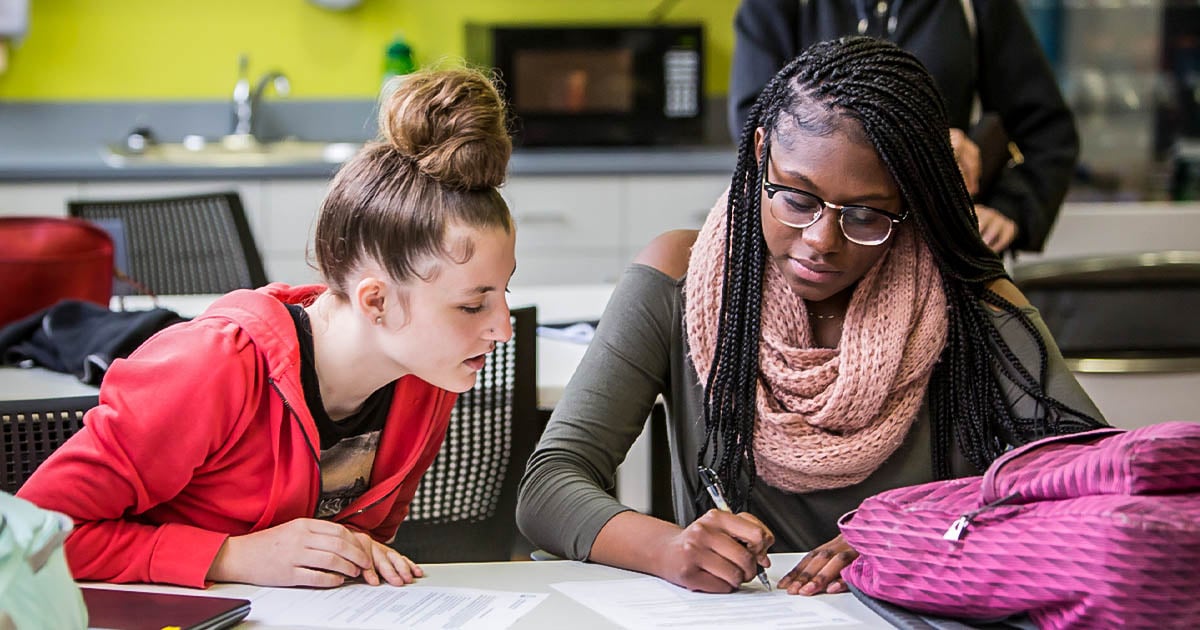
top-left (760, 150), bottom-right (908, 246)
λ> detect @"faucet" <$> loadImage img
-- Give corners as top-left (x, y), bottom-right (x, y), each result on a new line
top-left (231, 54), bottom-right (290, 140)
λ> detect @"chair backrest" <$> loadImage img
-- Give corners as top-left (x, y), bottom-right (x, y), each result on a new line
top-left (391, 306), bottom-right (539, 563)
top-left (0, 395), bottom-right (98, 494)
top-left (68, 191), bottom-right (267, 295)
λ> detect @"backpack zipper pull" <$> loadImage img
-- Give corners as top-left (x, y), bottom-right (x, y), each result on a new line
top-left (942, 516), bottom-right (970, 541)
top-left (942, 491), bottom-right (1021, 541)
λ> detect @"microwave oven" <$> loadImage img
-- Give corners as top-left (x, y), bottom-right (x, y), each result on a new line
top-left (466, 24), bottom-right (704, 147)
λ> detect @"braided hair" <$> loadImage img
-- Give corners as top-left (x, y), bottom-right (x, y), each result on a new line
top-left (699, 37), bottom-right (1102, 511)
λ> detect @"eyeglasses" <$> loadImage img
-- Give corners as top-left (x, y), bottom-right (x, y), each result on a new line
top-left (761, 152), bottom-right (907, 246)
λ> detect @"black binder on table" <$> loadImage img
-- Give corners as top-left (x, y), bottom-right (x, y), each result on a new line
top-left (81, 587), bottom-right (251, 630)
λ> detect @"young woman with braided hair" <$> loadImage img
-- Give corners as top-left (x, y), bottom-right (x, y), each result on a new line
top-left (517, 37), bottom-right (1105, 596)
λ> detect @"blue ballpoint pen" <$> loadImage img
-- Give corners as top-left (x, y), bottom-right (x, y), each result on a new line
top-left (698, 466), bottom-right (772, 591)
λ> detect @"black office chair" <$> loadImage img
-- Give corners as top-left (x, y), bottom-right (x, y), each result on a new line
top-left (391, 306), bottom-right (539, 563)
top-left (68, 191), bottom-right (268, 295)
top-left (0, 395), bottom-right (97, 493)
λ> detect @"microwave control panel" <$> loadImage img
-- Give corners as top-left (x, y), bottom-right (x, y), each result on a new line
top-left (663, 49), bottom-right (700, 119)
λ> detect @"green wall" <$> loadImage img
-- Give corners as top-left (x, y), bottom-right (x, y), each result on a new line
top-left (0, 0), bottom-right (737, 100)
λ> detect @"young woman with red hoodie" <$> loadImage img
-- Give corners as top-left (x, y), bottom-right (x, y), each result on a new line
top-left (19, 68), bottom-right (517, 589)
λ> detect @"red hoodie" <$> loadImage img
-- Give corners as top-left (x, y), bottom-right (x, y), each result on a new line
top-left (18, 284), bottom-right (456, 587)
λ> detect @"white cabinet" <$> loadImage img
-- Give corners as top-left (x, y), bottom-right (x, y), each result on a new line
top-left (502, 176), bottom-right (626, 285)
top-left (509, 252), bottom-right (625, 286)
top-left (503, 176), bottom-right (623, 251)
top-left (624, 174), bottom-right (729, 261)
top-left (261, 180), bottom-right (326, 286)
top-left (501, 173), bottom-right (731, 285)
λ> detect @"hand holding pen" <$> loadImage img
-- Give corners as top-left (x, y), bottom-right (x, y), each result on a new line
top-left (697, 466), bottom-right (773, 591)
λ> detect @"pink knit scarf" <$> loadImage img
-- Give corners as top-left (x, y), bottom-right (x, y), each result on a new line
top-left (685, 195), bottom-right (947, 493)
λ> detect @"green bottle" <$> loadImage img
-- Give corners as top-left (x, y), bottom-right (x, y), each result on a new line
top-left (382, 34), bottom-right (416, 96)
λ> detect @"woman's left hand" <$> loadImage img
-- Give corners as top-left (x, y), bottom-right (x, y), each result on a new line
top-left (777, 534), bottom-right (858, 596)
top-left (949, 128), bottom-right (981, 197)
top-left (975, 205), bottom-right (1018, 252)
top-left (350, 531), bottom-right (425, 586)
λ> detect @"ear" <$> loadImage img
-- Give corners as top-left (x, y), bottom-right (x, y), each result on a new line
top-left (754, 127), bottom-right (766, 166)
top-left (352, 275), bottom-right (391, 325)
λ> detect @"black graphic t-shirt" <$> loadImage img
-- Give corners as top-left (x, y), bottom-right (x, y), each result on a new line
top-left (285, 304), bottom-right (393, 519)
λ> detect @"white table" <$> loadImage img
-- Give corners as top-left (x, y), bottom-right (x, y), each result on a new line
top-left (0, 364), bottom-right (99, 399)
top-left (83, 553), bottom-right (894, 629)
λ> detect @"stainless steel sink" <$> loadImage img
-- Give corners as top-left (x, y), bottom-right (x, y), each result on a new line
top-left (103, 134), bottom-right (361, 168)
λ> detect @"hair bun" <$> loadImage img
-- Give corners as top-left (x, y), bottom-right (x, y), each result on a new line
top-left (379, 68), bottom-right (512, 190)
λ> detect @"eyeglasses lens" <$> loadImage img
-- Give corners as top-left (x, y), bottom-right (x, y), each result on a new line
top-left (768, 190), bottom-right (892, 246)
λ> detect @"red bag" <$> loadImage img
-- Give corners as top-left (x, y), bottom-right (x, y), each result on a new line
top-left (841, 422), bottom-right (1200, 629)
top-left (0, 217), bottom-right (113, 327)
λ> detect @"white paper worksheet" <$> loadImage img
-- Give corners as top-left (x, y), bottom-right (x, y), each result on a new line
top-left (552, 578), bottom-right (860, 629)
top-left (246, 584), bottom-right (547, 629)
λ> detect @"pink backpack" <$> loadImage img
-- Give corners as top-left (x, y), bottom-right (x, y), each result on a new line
top-left (840, 422), bottom-right (1200, 629)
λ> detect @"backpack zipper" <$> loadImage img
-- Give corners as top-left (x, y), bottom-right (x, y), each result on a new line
top-left (942, 491), bottom-right (1021, 541)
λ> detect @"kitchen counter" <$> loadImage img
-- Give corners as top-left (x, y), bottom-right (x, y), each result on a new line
top-left (0, 100), bottom-right (737, 182)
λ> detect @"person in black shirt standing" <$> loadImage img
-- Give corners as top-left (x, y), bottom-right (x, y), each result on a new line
top-left (729, 0), bottom-right (1078, 253)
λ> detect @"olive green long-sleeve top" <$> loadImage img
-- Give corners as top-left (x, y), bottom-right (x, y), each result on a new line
top-left (516, 264), bottom-right (1104, 560)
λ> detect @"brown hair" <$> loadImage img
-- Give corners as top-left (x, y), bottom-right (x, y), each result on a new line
top-left (314, 67), bottom-right (513, 296)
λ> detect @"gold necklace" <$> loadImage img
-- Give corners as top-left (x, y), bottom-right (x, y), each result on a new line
top-left (811, 313), bottom-right (841, 320)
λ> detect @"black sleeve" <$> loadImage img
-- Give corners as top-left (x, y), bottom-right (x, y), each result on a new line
top-left (975, 0), bottom-right (1080, 252)
top-left (728, 0), bottom-right (800, 139)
